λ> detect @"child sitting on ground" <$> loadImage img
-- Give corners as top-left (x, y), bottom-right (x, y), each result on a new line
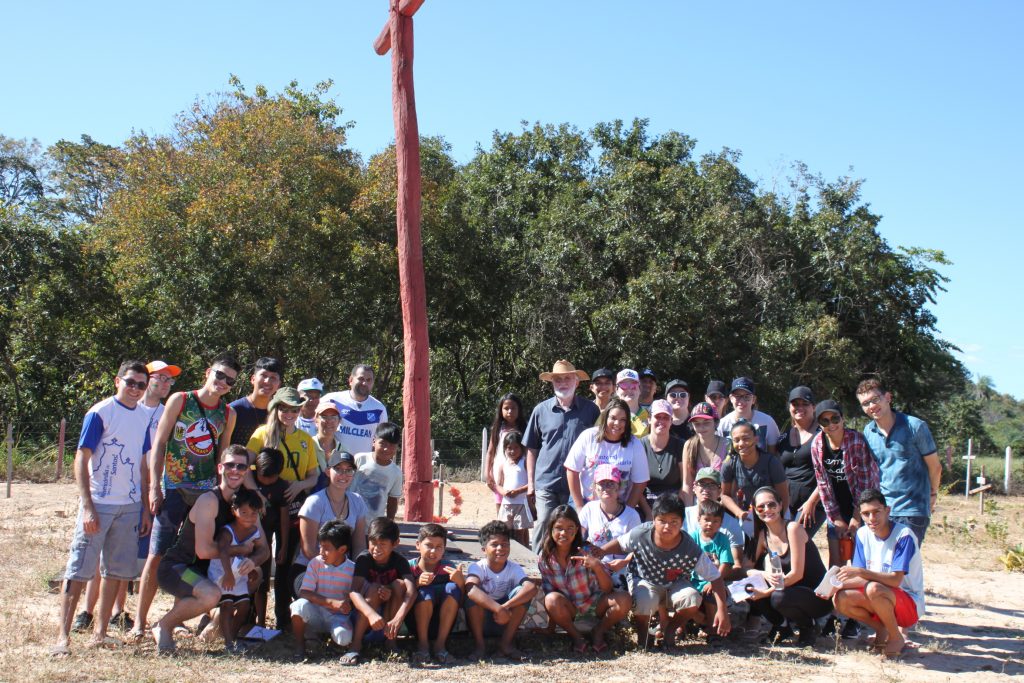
top-left (595, 492), bottom-right (731, 649)
top-left (289, 520), bottom-right (356, 661)
top-left (538, 503), bottom-right (631, 654)
top-left (689, 500), bottom-right (734, 639)
top-left (406, 523), bottom-right (466, 665)
top-left (465, 520), bottom-right (539, 660)
top-left (345, 517), bottom-right (416, 665)
top-left (578, 464), bottom-right (642, 589)
top-left (207, 488), bottom-right (268, 652)
top-left (494, 430), bottom-right (533, 547)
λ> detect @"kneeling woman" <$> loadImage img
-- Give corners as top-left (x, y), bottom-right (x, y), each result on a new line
top-left (538, 505), bottom-right (631, 653)
top-left (745, 487), bottom-right (831, 646)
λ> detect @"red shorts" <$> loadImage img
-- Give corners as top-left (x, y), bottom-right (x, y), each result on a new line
top-left (859, 585), bottom-right (919, 628)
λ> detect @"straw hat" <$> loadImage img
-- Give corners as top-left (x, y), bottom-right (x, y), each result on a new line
top-left (538, 359), bottom-right (590, 382)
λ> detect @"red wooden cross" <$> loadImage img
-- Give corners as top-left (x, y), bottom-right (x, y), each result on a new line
top-left (374, 0), bottom-right (433, 522)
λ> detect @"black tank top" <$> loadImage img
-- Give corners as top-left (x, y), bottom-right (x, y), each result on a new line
top-left (769, 529), bottom-right (827, 589)
top-left (164, 488), bottom-right (235, 572)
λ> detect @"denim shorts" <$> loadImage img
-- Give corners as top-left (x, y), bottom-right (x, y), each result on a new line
top-left (150, 488), bottom-right (197, 556)
top-left (65, 501), bottom-right (143, 581)
top-left (890, 515), bottom-right (929, 546)
top-left (468, 584), bottom-right (524, 637)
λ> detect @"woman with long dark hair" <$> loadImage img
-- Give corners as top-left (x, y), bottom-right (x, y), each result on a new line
top-left (744, 487), bottom-right (831, 646)
top-left (564, 397), bottom-right (650, 512)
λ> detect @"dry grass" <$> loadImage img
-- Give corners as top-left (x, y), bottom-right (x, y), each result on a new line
top-left (2, 483), bottom-right (1022, 682)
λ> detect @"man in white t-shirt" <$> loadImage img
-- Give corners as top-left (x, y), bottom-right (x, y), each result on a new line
top-left (52, 360), bottom-right (153, 655)
top-left (352, 422), bottom-right (403, 520)
top-left (832, 488), bottom-right (925, 658)
top-left (321, 364), bottom-right (388, 456)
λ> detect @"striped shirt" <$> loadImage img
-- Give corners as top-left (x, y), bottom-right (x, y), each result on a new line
top-left (538, 554), bottom-right (600, 613)
top-left (300, 556), bottom-right (355, 601)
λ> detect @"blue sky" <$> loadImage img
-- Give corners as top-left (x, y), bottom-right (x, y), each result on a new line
top-left (4, 1), bottom-right (1022, 397)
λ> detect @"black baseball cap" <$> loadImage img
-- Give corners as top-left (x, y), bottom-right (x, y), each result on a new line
top-left (788, 386), bottom-right (814, 404)
top-left (706, 380), bottom-right (727, 396)
top-left (591, 368), bottom-right (615, 381)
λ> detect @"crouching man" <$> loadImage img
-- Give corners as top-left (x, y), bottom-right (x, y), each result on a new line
top-left (831, 488), bottom-right (925, 658)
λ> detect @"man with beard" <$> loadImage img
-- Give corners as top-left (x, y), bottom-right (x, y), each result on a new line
top-left (152, 445), bottom-right (270, 653)
top-left (523, 360), bottom-right (600, 552)
top-left (321, 364), bottom-right (389, 457)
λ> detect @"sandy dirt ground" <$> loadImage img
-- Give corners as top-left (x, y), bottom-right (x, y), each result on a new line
top-left (2, 480), bottom-right (1021, 682)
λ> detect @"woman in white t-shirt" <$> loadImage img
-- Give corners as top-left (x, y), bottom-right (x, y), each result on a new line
top-left (565, 397), bottom-right (650, 511)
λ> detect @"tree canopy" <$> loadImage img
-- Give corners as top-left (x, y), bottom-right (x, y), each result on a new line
top-left (0, 80), bottom-right (993, 455)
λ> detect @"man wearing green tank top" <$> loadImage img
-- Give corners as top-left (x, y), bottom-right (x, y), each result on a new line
top-left (131, 353), bottom-right (241, 639)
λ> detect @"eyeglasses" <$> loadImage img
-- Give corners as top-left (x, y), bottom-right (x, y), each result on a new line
top-left (222, 462), bottom-right (249, 471)
top-left (152, 375), bottom-right (176, 385)
top-left (332, 465), bottom-right (356, 475)
top-left (667, 391), bottom-right (688, 399)
top-left (318, 413), bottom-right (341, 421)
top-left (818, 414), bottom-right (843, 426)
top-left (860, 395), bottom-right (884, 409)
top-left (120, 378), bottom-right (148, 391)
top-left (754, 501), bottom-right (779, 511)
top-left (731, 393), bottom-right (754, 402)
top-left (211, 369), bottom-right (238, 386)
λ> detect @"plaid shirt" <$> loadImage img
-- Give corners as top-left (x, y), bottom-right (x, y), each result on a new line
top-left (811, 429), bottom-right (880, 523)
top-left (538, 554), bottom-right (600, 613)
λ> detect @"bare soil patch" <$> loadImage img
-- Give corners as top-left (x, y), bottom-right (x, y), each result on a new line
top-left (2, 481), bottom-right (1021, 682)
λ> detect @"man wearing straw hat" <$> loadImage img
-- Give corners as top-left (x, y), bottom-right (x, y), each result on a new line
top-left (523, 360), bottom-right (601, 552)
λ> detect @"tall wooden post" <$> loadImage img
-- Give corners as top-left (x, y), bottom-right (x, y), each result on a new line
top-left (375, 0), bottom-right (433, 521)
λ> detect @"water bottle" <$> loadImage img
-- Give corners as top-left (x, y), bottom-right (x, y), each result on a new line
top-left (769, 551), bottom-right (785, 594)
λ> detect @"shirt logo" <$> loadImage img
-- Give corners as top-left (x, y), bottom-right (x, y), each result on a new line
top-left (184, 419), bottom-right (218, 457)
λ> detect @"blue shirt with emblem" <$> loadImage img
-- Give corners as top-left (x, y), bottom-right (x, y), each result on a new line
top-left (863, 411), bottom-right (937, 517)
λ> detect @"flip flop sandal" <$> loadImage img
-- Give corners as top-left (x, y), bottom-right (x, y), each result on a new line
top-left (339, 651), bottom-right (361, 666)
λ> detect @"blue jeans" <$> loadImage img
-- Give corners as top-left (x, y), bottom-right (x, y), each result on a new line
top-left (531, 486), bottom-right (569, 553)
top-left (890, 515), bottom-right (929, 546)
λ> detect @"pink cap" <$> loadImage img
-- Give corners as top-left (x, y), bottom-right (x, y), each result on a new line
top-left (593, 463), bottom-right (622, 483)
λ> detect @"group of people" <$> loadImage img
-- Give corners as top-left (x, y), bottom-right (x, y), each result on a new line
top-left (51, 356), bottom-right (399, 658)
top-left (50, 354), bottom-right (937, 665)
top-left (481, 360), bottom-right (937, 658)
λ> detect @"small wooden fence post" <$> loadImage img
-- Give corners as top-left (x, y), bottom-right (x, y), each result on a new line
top-left (5, 423), bottom-right (13, 499)
top-left (55, 418), bottom-right (66, 481)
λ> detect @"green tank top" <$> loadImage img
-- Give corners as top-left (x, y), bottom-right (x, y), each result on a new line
top-left (163, 391), bottom-right (228, 490)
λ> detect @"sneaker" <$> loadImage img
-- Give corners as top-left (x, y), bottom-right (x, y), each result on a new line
top-left (798, 624), bottom-right (819, 647)
top-left (109, 612), bottom-right (135, 632)
top-left (840, 619), bottom-right (861, 639)
top-left (821, 615), bottom-right (838, 637)
top-left (72, 611), bottom-right (93, 633)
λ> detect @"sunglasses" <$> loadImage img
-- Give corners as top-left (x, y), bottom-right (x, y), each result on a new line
top-left (211, 369), bottom-right (238, 386)
top-left (755, 501), bottom-right (779, 511)
top-left (818, 414), bottom-right (843, 426)
top-left (595, 480), bottom-right (619, 490)
top-left (222, 462), bottom-right (249, 471)
top-left (120, 378), bottom-right (148, 391)
top-left (278, 406), bottom-right (301, 414)
top-left (331, 465), bottom-right (356, 475)
top-left (152, 375), bottom-right (176, 385)
top-left (668, 391), bottom-right (689, 399)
